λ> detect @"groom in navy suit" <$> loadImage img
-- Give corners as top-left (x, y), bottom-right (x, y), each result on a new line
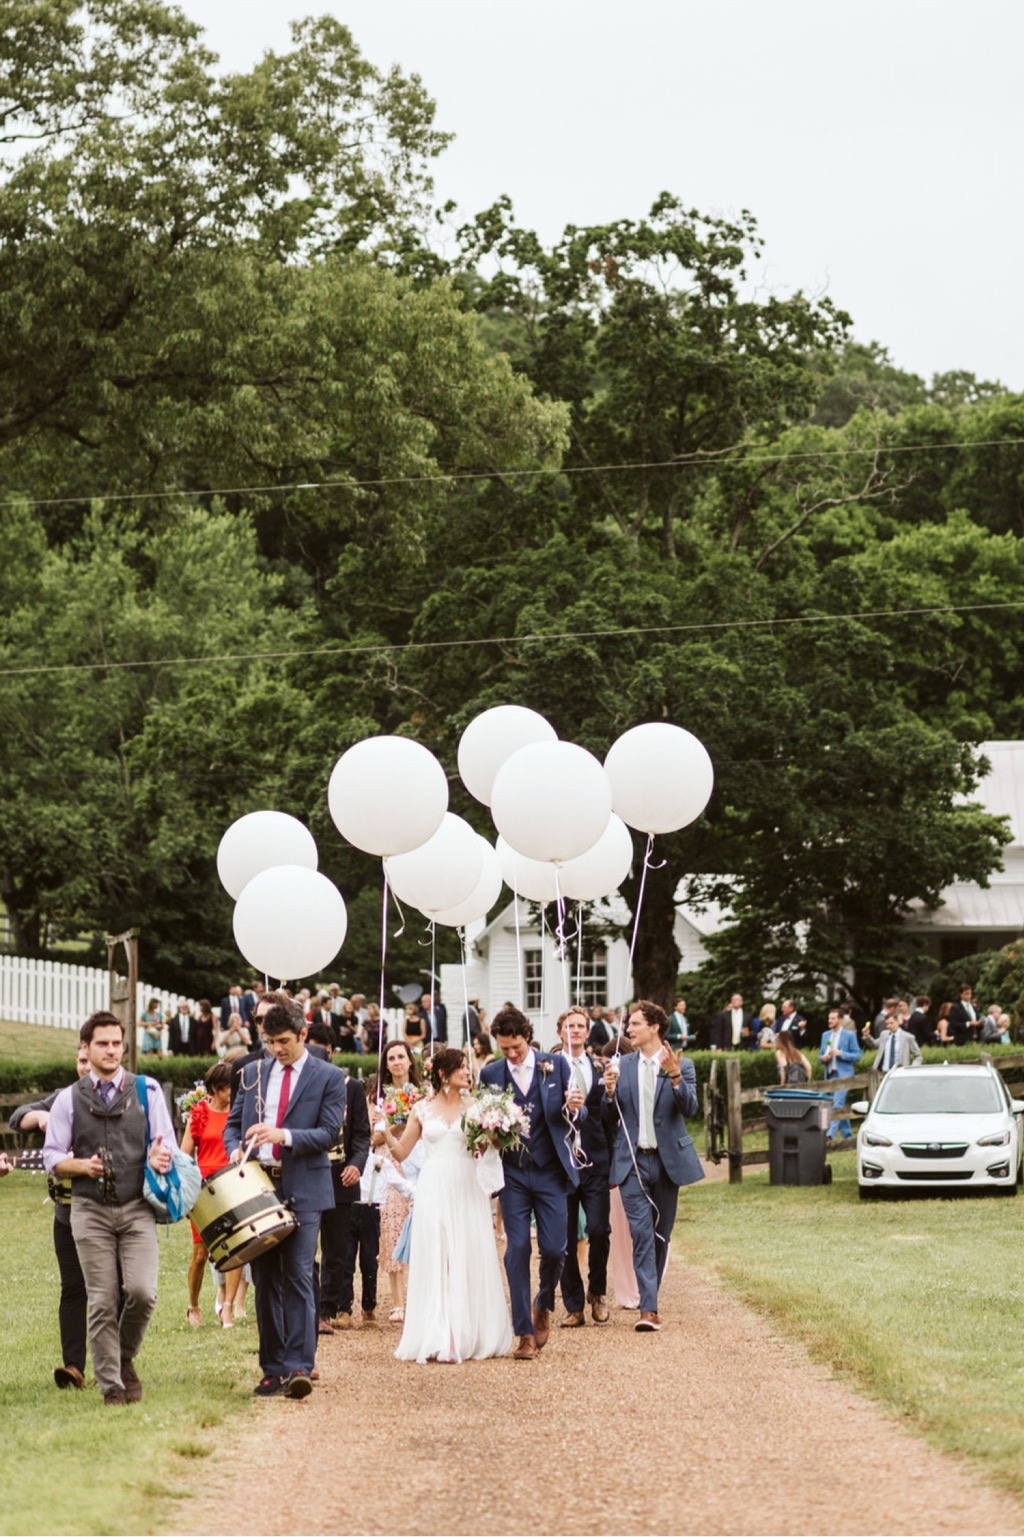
top-left (603, 1000), bottom-right (704, 1331)
top-left (225, 999), bottom-right (346, 1399)
top-left (482, 1006), bottom-right (585, 1361)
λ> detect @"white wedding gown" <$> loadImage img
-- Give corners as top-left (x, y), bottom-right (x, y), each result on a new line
top-left (395, 1101), bottom-right (513, 1364)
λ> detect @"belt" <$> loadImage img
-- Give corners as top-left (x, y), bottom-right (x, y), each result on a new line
top-left (637, 1145), bottom-right (658, 1153)
top-left (264, 1165), bottom-right (284, 1180)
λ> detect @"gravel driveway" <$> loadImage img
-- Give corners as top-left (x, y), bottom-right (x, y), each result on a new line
top-left (181, 1236), bottom-right (1024, 1537)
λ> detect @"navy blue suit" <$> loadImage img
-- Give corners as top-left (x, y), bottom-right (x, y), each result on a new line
top-left (559, 1051), bottom-right (611, 1315)
top-left (603, 1051), bottom-right (704, 1314)
top-left (480, 1051), bottom-right (581, 1339)
top-left (225, 1051), bottom-right (346, 1378)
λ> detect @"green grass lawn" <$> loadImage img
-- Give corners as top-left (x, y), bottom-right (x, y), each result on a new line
top-left (686, 1152), bottom-right (1024, 1499)
top-left (0, 1019), bottom-right (78, 1064)
top-left (0, 1176), bottom-right (255, 1536)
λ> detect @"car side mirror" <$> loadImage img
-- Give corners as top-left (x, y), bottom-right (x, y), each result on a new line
top-left (850, 1100), bottom-right (869, 1115)
top-left (1011, 1100), bottom-right (1024, 1114)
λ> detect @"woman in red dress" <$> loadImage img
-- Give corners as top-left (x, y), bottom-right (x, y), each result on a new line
top-left (180, 1061), bottom-right (235, 1326)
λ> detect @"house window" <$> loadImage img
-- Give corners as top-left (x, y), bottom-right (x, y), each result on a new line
top-left (523, 948), bottom-right (543, 1011)
top-left (573, 947), bottom-right (607, 1009)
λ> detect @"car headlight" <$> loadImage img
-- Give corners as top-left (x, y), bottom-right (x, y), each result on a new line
top-left (864, 1132), bottom-right (893, 1148)
top-left (976, 1130), bottom-right (1011, 1147)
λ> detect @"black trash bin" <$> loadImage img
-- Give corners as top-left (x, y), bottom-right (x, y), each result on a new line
top-left (763, 1089), bottom-right (832, 1186)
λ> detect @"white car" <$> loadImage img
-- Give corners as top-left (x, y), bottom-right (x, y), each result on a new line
top-left (855, 1063), bottom-right (1024, 1199)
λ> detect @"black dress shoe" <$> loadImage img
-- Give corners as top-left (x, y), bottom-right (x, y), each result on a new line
top-left (253, 1375), bottom-right (285, 1397)
top-left (284, 1371), bottom-right (313, 1399)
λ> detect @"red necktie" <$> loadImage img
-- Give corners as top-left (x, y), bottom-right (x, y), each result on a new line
top-left (275, 1064), bottom-right (293, 1127)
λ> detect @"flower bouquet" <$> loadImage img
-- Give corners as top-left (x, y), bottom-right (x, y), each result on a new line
top-left (175, 1081), bottom-right (207, 1126)
top-left (380, 1084), bottom-right (428, 1126)
top-left (461, 1087), bottom-right (530, 1160)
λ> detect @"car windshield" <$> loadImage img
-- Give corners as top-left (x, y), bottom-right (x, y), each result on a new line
top-left (873, 1075), bottom-right (1005, 1116)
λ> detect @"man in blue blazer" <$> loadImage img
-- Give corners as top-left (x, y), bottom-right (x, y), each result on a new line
top-left (481, 1006), bottom-right (585, 1361)
top-left (602, 1000), bottom-right (704, 1331)
top-left (819, 1007), bottom-right (862, 1142)
top-left (225, 999), bottom-right (346, 1399)
top-left (556, 1005), bottom-right (612, 1327)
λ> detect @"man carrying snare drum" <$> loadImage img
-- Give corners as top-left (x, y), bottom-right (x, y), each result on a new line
top-left (224, 999), bottom-right (346, 1400)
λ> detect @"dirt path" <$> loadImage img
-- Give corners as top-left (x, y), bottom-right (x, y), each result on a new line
top-left (180, 1230), bottom-right (1024, 1537)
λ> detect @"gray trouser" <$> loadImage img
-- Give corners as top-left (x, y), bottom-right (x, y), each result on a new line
top-left (70, 1196), bottom-right (158, 1395)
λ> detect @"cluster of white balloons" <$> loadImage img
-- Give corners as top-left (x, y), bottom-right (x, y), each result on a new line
top-left (216, 709), bottom-right (714, 980)
top-left (217, 812), bottom-right (348, 982)
top-left (326, 706), bottom-right (714, 921)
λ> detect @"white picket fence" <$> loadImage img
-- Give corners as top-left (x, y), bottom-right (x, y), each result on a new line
top-left (0, 954), bottom-right (412, 1054)
top-left (0, 954), bottom-right (195, 1039)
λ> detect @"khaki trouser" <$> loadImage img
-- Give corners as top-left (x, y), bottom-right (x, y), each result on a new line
top-left (70, 1196), bottom-right (158, 1395)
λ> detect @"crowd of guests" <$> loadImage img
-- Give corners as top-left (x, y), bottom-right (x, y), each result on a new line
top-left (137, 982), bottom-right (444, 1059)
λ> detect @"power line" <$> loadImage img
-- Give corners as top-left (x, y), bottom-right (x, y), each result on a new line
top-left (1, 599), bottom-right (1021, 680)
top-left (3, 435), bottom-right (1023, 512)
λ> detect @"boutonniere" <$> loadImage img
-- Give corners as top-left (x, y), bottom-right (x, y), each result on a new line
top-left (540, 1061), bottom-right (554, 1081)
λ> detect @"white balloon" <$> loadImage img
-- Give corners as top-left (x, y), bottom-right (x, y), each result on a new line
top-left (495, 835), bottom-right (560, 903)
top-left (429, 837), bottom-right (504, 927)
top-left (491, 741), bottom-right (612, 863)
top-left (604, 723), bottom-right (714, 835)
top-left (385, 813), bottom-right (483, 915)
top-left (232, 865), bottom-right (347, 981)
top-left (558, 814), bottom-right (635, 901)
top-left (328, 736), bottom-right (448, 857)
top-left (457, 705), bottom-right (557, 806)
top-left (216, 811), bottom-right (318, 900)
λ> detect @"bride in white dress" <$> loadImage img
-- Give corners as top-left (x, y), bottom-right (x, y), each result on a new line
top-left (382, 1048), bottom-right (512, 1364)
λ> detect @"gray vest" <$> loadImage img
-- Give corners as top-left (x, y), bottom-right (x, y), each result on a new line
top-left (71, 1074), bottom-right (148, 1205)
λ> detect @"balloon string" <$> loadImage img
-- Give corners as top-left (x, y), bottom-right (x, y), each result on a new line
top-left (616, 833), bottom-right (659, 1056)
top-left (554, 867), bottom-right (570, 1013)
top-left (458, 925), bottom-right (474, 1082)
top-left (512, 870), bottom-right (524, 1013)
top-left (375, 869), bottom-right (389, 1107)
top-left (429, 919), bottom-right (437, 1052)
top-left (574, 905), bottom-right (584, 1002)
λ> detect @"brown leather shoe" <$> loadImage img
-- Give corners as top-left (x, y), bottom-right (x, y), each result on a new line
top-left (533, 1307), bottom-right (553, 1349)
top-left (333, 1312), bottom-right (354, 1330)
top-left (121, 1358), bottom-right (142, 1402)
top-left (635, 1311), bottom-right (662, 1332)
top-left (54, 1364), bottom-right (85, 1390)
top-left (513, 1335), bottom-right (538, 1360)
top-left (589, 1294), bottom-right (610, 1324)
top-left (318, 1317), bottom-right (335, 1336)
top-left (361, 1309), bottom-right (376, 1326)
top-left (103, 1388), bottom-right (127, 1406)
top-left (560, 1311), bottom-right (585, 1328)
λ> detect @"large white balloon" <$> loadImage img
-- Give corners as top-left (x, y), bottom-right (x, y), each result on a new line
top-left (233, 865), bottom-right (347, 980)
top-left (558, 814), bottom-right (635, 901)
top-left (328, 736), bottom-right (448, 857)
top-left (385, 814), bottom-right (483, 915)
top-left (491, 740), bottom-right (612, 863)
top-left (217, 811), bottom-right (318, 900)
top-left (457, 705), bottom-right (557, 806)
top-left (429, 836), bottom-right (504, 927)
top-left (495, 835), bottom-right (561, 903)
top-left (604, 723), bottom-right (714, 835)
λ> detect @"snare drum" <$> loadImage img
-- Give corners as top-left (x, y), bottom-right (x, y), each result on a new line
top-left (191, 1161), bottom-right (297, 1271)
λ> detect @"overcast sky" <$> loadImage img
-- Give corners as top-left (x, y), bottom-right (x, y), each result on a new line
top-left (183, 0), bottom-right (1023, 390)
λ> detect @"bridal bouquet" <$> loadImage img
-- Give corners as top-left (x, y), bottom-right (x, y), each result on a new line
top-left (462, 1087), bottom-right (530, 1160)
top-left (380, 1084), bottom-right (428, 1126)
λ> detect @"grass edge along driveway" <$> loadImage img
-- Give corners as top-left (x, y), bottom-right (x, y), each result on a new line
top-left (685, 1156), bottom-right (1024, 1501)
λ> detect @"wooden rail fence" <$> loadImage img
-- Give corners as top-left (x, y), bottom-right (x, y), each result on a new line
top-left (703, 1053), bottom-right (1024, 1184)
